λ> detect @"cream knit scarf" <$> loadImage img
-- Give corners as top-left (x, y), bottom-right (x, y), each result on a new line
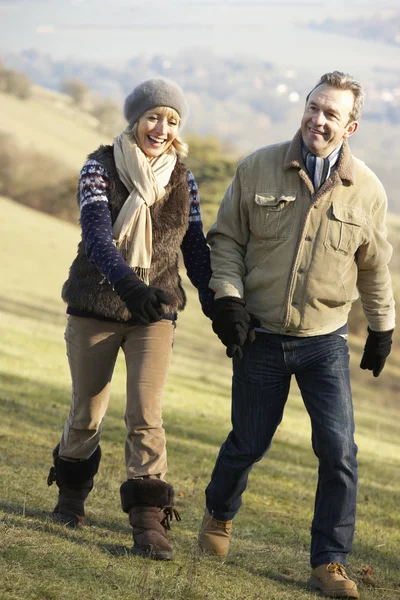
top-left (113, 131), bottom-right (177, 283)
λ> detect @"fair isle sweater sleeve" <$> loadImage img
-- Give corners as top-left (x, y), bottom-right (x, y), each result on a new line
top-left (181, 170), bottom-right (214, 318)
top-left (79, 159), bottom-right (133, 286)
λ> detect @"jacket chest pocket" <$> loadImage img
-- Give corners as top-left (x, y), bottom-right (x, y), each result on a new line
top-left (250, 193), bottom-right (296, 240)
top-left (324, 202), bottom-right (364, 255)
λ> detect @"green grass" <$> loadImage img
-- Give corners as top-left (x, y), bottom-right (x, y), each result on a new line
top-left (0, 196), bottom-right (399, 600)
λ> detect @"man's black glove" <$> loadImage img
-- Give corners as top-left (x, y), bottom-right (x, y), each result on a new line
top-left (360, 327), bottom-right (394, 377)
top-left (212, 297), bottom-right (260, 358)
top-left (114, 273), bottom-right (171, 325)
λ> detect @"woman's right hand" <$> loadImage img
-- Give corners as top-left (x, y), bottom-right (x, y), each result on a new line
top-left (114, 273), bottom-right (171, 325)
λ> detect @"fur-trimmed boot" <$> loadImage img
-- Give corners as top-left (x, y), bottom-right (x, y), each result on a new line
top-left (120, 479), bottom-right (181, 561)
top-left (47, 444), bottom-right (101, 527)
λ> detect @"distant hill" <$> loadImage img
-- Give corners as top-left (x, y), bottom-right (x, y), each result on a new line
top-left (307, 11), bottom-right (400, 48)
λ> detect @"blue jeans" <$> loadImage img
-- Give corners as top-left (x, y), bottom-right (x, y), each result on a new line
top-left (205, 332), bottom-right (358, 567)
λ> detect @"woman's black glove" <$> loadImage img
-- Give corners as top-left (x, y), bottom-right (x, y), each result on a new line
top-left (114, 273), bottom-right (171, 325)
top-left (212, 297), bottom-right (260, 358)
top-left (360, 327), bottom-right (394, 377)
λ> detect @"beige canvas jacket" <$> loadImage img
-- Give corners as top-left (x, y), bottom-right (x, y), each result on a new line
top-left (207, 130), bottom-right (395, 335)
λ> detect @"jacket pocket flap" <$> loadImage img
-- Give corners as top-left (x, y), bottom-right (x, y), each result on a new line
top-left (332, 203), bottom-right (364, 226)
top-left (279, 195), bottom-right (296, 203)
top-left (255, 193), bottom-right (296, 206)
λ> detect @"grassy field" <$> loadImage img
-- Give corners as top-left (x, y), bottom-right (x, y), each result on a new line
top-left (0, 88), bottom-right (109, 174)
top-left (0, 196), bottom-right (399, 600)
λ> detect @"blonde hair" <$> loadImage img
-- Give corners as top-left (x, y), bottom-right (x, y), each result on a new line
top-left (127, 106), bottom-right (188, 158)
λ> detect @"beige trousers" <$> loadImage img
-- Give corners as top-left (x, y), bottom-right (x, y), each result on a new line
top-left (59, 316), bottom-right (174, 479)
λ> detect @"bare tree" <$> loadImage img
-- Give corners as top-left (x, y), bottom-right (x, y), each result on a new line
top-left (61, 78), bottom-right (89, 106)
top-left (91, 98), bottom-right (125, 136)
top-left (0, 66), bottom-right (32, 99)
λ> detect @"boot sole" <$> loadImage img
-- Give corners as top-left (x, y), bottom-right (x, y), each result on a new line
top-left (131, 546), bottom-right (173, 561)
top-left (51, 512), bottom-right (84, 528)
top-left (198, 541), bottom-right (229, 557)
top-left (307, 577), bottom-right (359, 599)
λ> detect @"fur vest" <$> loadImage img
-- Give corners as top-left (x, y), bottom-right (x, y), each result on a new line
top-left (62, 145), bottom-right (190, 322)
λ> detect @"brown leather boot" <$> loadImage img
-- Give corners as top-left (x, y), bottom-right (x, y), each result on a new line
top-left (308, 563), bottom-right (359, 598)
top-left (47, 444), bottom-right (101, 527)
top-left (120, 479), bottom-right (181, 561)
top-left (198, 508), bottom-right (232, 556)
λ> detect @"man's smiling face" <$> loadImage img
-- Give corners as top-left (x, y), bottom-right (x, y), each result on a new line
top-left (301, 83), bottom-right (358, 157)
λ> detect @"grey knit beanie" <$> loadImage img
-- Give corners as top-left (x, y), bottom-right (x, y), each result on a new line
top-left (124, 77), bottom-right (189, 128)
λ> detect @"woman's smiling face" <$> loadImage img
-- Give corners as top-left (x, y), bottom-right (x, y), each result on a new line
top-left (136, 107), bottom-right (180, 158)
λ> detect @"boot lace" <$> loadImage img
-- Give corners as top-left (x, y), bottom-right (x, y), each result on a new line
top-left (47, 466), bottom-right (56, 487)
top-left (326, 563), bottom-right (348, 579)
top-left (161, 506), bottom-right (181, 531)
top-left (213, 518), bottom-right (231, 532)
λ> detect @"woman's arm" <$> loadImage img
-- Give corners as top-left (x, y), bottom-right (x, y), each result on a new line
top-left (79, 159), bottom-right (133, 286)
top-left (180, 170), bottom-right (214, 318)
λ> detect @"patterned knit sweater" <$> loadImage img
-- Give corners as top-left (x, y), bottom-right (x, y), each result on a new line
top-left (67, 158), bottom-right (214, 320)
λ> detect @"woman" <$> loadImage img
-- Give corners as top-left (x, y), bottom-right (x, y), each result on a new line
top-left (47, 77), bottom-right (213, 561)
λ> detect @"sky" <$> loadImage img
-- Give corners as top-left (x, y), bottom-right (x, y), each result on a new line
top-left (1, 0), bottom-right (400, 79)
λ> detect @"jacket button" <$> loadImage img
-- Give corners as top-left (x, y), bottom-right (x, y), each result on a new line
top-left (298, 268), bottom-right (304, 274)
top-left (305, 236), bottom-right (312, 242)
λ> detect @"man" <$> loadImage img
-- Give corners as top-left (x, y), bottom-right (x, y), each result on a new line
top-left (198, 72), bottom-right (395, 599)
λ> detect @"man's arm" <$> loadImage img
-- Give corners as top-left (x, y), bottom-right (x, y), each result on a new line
top-left (206, 163), bottom-right (260, 358)
top-left (356, 184), bottom-right (395, 376)
top-left (356, 188), bottom-right (395, 332)
top-left (207, 163), bottom-right (250, 299)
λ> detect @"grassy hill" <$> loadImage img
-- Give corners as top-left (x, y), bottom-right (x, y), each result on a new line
top-left (0, 196), bottom-right (399, 600)
top-left (0, 87), bottom-right (110, 174)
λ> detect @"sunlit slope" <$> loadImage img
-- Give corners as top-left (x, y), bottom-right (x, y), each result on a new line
top-left (0, 86), bottom-right (110, 174)
top-left (0, 195), bottom-right (80, 307)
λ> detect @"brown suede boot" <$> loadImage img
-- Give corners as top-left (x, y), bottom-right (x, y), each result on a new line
top-left (47, 444), bottom-right (101, 527)
top-left (198, 508), bottom-right (232, 556)
top-left (120, 479), bottom-right (181, 561)
top-left (308, 563), bottom-right (359, 598)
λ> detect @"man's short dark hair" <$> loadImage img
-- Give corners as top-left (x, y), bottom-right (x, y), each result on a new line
top-left (306, 71), bottom-right (365, 122)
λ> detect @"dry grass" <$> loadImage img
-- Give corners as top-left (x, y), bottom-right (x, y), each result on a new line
top-left (0, 88), bottom-right (109, 174)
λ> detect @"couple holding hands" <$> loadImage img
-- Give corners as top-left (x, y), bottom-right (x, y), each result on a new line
top-left (47, 73), bottom-right (394, 599)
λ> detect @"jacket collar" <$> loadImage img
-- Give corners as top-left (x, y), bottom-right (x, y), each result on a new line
top-left (283, 129), bottom-right (356, 189)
